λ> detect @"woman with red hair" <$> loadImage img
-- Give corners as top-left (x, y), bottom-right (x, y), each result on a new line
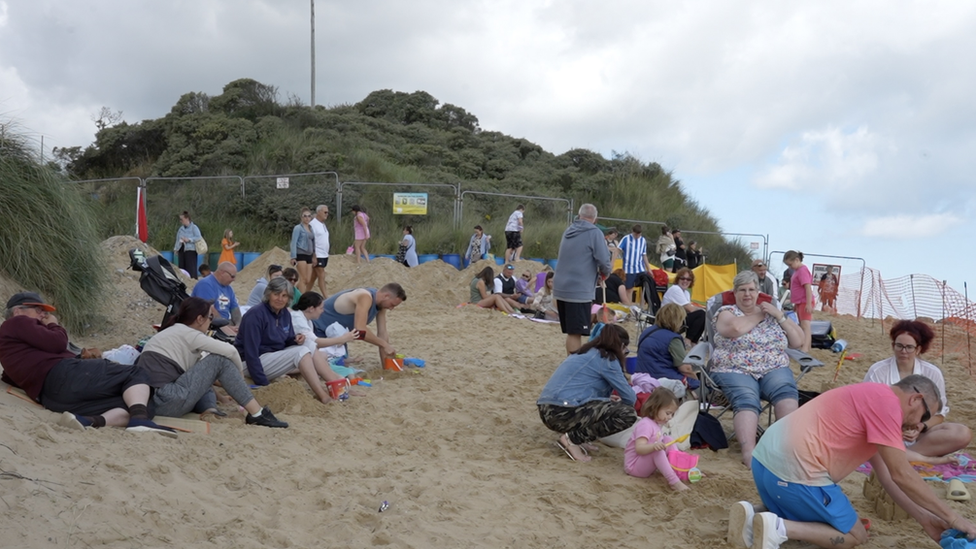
top-left (864, 320), bottom-right (972, 464)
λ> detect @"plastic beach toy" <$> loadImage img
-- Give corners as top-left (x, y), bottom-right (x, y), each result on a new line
top-left (940, 529), bottom-right (976, 549)
top-left (404, 357), bottom-right (425, 368)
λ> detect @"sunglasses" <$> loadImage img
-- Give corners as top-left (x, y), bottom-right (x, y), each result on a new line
top-left (912, 386), bottom-right (932, 423)
top-left (678, 277), bottom-right (693, 282)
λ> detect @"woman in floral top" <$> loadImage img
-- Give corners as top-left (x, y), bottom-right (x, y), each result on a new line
top-left (711, 270), bottom-right (805, 469)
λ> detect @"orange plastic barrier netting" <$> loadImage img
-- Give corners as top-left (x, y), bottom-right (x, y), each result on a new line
top-left (828, 267), bottom-right (976, 373)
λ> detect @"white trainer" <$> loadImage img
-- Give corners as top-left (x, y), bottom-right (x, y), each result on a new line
top-left (728, 501), bottom-right (755, 548)
top-left (752, 512), bottom-right (788, 549)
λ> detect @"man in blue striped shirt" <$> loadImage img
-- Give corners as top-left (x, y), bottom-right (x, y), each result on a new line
top-left (618, 224), bottom-right (652, 290)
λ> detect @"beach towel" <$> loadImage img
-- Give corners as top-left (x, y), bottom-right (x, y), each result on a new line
top-left (856, 453), bottom-right (976, 482)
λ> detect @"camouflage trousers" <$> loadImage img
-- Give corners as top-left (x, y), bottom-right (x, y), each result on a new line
top-left (538, 400), bottom-right (638, 445)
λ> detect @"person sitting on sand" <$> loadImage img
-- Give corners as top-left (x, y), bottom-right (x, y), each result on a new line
top-left (246, 264), bottom-right (283, 308)
top-left (137, 297), bottom-right (287, 428)
top-left (625, 387), bottom-right (690, 492)
top-left (593, 268), bottom-right (632, 307)
top-left (729, 375), bottom-right (976, 549)
top-left (311, 283), bottom-right (406, 362)
top-left (234, 277), bottom-right (340, 404)
top-left (531, 271), bottom-right (558, 320)
top-left (191, 261), bottom-right (242, 327)
top-left (863, 319), bottom-right (972, 465)
top-left (290, 291), bottom-right (364, 369)
top-left (470, 266), bottom-right (516, 314)
top-left (635, 303), bottom-right (699, 391)
top-left (0, 292), bottom-right (176, 437)
top-left (537, 324), bottom-right (637, 462)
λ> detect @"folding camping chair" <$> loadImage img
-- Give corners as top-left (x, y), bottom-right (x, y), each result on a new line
top-left (633, 272), bottom-right (663, 333)
top-left (684, 290), bottom-right (824, 440)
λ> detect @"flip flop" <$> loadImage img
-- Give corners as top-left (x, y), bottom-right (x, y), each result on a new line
top-left (554, 439), bottom-right (577, 461)
top-left (948, 479), bottom-right (971, 501)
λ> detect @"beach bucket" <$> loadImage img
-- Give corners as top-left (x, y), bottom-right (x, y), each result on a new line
top-left (159, 251), bottom-right (174, 263)
top-left (668, 449), bottom-right (700, 481)
top-left (626, 356), bottom-right (637, 375)
top-left (546, 259), bottom-right (558, 270)
top-left (441, 253), bottom-right (461, 270)
top-left (326, 379), bottom-right (348, 400)
top-left (242, 252), bottom-right (261, 268)
top-left (495, 256), bottom-right (506, 266)
top-left (418, 254), bottom-right (439, 264)
top-left (384, 357), bottom-right (404, 371)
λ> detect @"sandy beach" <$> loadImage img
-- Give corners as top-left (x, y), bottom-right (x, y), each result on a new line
top-left (1, 235), bottom-right (974, 548)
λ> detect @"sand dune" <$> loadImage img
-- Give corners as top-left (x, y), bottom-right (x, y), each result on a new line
top-left (0, 235), bottom-right (973, 548)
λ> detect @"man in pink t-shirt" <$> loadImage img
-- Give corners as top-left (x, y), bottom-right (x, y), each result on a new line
top-left (727, 376), bottom-right (976, 549)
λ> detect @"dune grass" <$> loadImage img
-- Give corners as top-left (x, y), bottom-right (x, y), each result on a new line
top-left (0, 130), bottom-right (107, 333)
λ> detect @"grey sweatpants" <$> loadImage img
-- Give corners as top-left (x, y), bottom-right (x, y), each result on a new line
top-left (153, 354), bottom-right (255, 417)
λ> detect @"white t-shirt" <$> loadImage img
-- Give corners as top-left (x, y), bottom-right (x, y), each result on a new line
top-left (863, 356), bottom-right (950, 417)
top-left (505, 210), bottom-right (523, 232)
top-left (662, 285), bottom-right (691, 308)
top-left (309, 218), bottom-right (330, 258)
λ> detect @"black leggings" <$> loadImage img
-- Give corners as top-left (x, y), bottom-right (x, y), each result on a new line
top-left (178, 246), bottom-right (198, 279)
top-left (686, 309), bottom-right (705, 343)
top-left (538, 401), bottom-right (638, 445)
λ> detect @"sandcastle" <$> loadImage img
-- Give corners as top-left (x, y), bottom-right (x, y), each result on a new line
top-left (862, 470), bottom-right (911, 521)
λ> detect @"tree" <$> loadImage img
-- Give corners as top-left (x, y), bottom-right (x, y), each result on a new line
top-left (92, 107), bottom-right (123, 131)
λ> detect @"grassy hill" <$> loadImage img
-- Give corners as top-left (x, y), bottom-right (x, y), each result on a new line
top-left (56, 78), bottom-right (750, 265)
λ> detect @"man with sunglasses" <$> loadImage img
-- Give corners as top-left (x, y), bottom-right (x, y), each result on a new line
top-left (191, 261), bottom-right (241, 329)
top-left (0, 292), bottom-right (177, 437)
top-left (729, 375), bottom-right (976, 549)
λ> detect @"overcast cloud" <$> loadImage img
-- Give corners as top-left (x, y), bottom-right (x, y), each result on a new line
top-left (2, 0), bottom-right (976, 288)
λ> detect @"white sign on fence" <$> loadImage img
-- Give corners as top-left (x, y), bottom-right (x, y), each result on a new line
top-left (276, 177), bottom-right (290, 189)
top-left (750, 242), bottom-right (759, 250)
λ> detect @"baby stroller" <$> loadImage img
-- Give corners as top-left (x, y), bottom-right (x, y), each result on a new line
top-left (128, 249), bottom-right (233, 343)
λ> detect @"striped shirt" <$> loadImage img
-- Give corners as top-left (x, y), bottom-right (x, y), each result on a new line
top-left (619, 234), bottom-right (647, 274)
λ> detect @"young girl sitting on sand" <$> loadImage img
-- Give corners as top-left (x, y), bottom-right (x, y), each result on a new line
top-left (624, 387), bottom-right (689, 491)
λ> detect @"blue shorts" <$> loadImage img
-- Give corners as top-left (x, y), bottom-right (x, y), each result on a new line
top-left (752, 458), bottom-right (858, 534)
top-left (625, 272), bottom-right (641, 289)
top-left (711, 368), bottom-right (797, 415)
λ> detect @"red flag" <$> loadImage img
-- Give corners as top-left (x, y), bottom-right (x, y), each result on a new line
top-left (136, 186), bottom-right (148, 243)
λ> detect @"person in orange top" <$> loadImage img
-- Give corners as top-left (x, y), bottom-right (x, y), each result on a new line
top-left (219, 229), bottom-right (239, 266)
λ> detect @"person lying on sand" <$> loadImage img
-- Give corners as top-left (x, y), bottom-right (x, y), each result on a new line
top-left (311, 283), bottom-right (406, 363)
top-left (0, 292), bottom-right (176, 437)
top-left (137, 297), bottom-right (287, 428)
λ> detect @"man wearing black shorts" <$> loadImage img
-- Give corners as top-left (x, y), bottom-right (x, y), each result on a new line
top-left (308, 204), bottom-right (331, 297)
top-left (552, 204), bottom-right (612, 354)
top-left (504, 204), bottom-right (524, 263)
top-left (0, 292), bottom-right (176, 437)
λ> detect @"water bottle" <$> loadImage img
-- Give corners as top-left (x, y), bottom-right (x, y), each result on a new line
top-left (831, 339), bottom-right (848, 353)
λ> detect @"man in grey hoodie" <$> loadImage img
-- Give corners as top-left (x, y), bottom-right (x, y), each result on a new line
top-left (553, 203), bottom-right (612, 354)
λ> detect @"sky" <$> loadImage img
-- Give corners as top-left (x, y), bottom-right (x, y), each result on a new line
top-left (2, 0), bottom-right (975, 290)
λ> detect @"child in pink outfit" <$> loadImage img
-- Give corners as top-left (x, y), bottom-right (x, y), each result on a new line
top-left (624, 387), bottom-right (689, 491)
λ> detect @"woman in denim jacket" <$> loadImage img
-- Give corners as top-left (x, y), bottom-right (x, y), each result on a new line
top-left (537, 324), bottom-right (637, 462)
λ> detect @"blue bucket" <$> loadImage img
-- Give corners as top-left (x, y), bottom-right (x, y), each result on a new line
top-left (242, 252), bottom-right (261, 268)
top-left (546, 259), bottom-right (559, 270)
top-left (159, 251), bottom-right (174, 263)
top-left (418, 254), bottom-right (439, 264)
top-left (441, 253), bottom-right (461, 270)
top-left (626, 356), bottom-right (637, 375)
top-left (495, 256), bottom-right (506, 266)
